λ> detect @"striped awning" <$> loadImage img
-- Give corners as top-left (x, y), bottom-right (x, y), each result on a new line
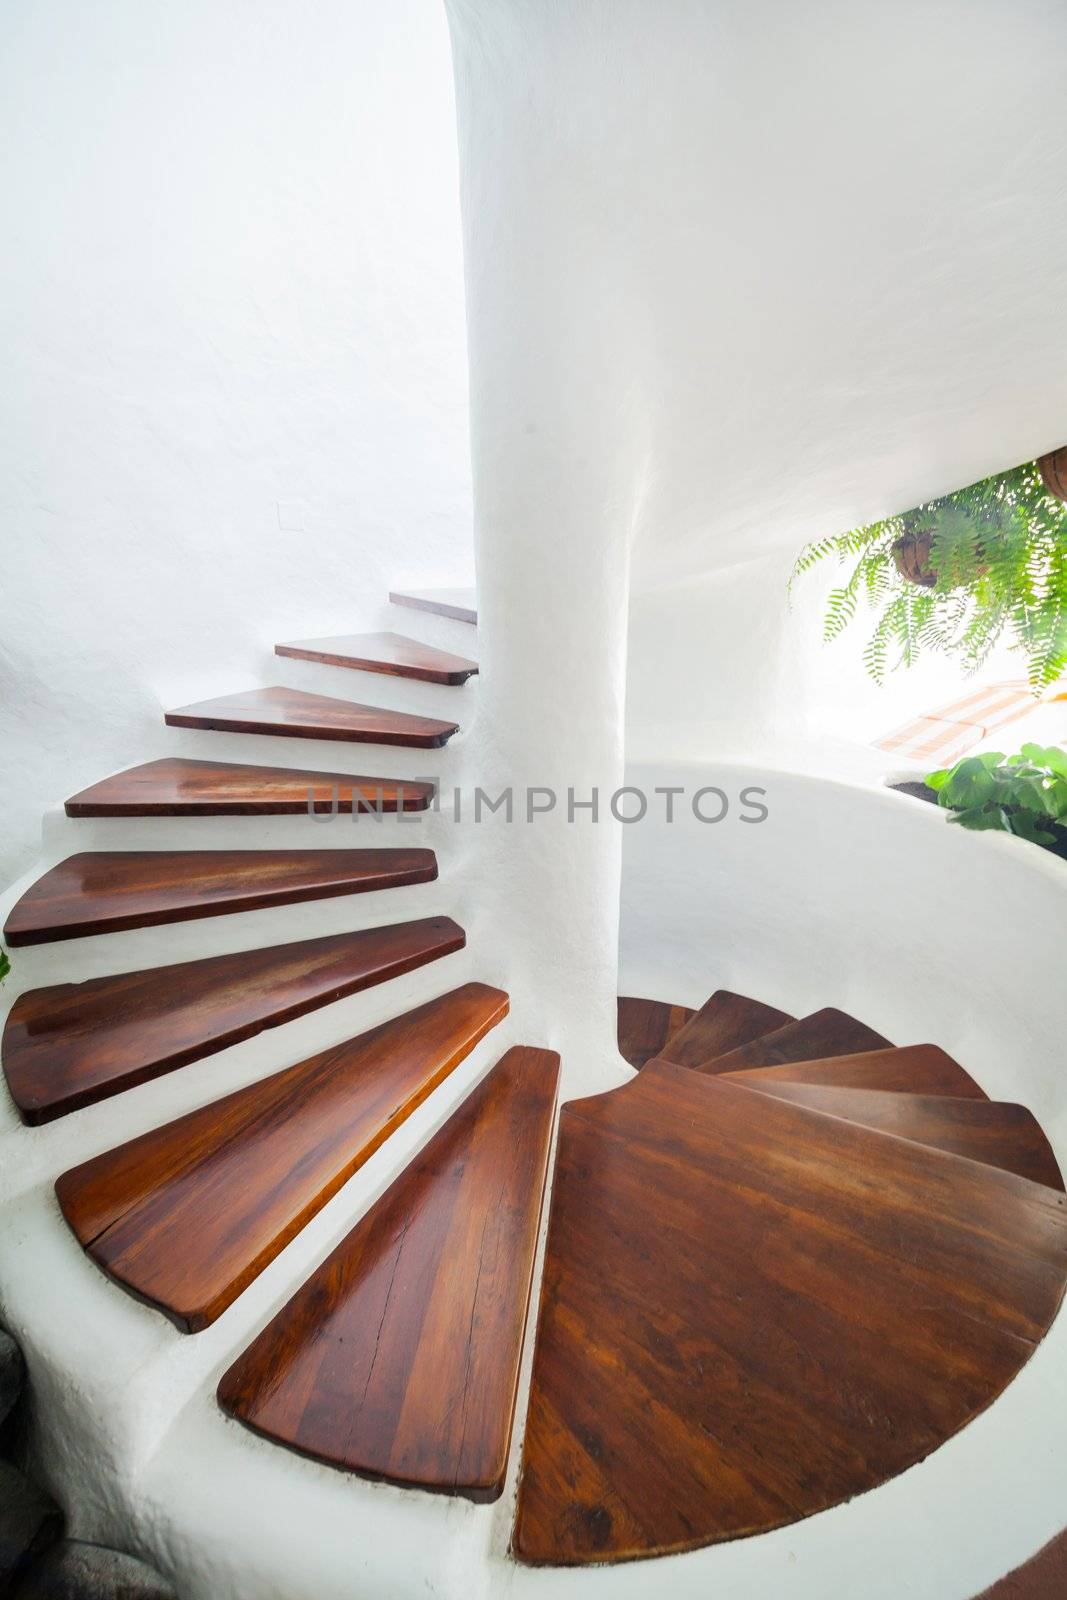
top-left (875, 681), bottom-right (1042, 767)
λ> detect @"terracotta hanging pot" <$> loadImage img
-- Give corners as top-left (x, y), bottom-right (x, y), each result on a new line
top-left (1037, 444), bottom-right (1067, 502)
top-left (891, 531), bottom-right (937, 587)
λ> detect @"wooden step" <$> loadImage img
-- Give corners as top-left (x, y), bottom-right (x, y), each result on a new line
top-left (657, 990), bottom-right (795, 1072)
top-left (730, 1081), bottom-right (1064, 1190)
top-left (65, 758), bottom-right (435, 817)
top-left (276, 632), bottom-right (478, 685)
top-left (219, 1044), bottom-right (559, 1495)
top-left (513, 1059), bottom-right (1067, 1565)
top-left (721, 1042), bottom-right (987, 1098)
top-left (56, 984), bottom-right (509, 1331)
top-left (3, 849), bottom-right (437, 947)
top-left (693, 1006), bottom-right (892, 1074)
top-left (389, 588), bottom-right (477, 625)
top-left (164, 687), bottom-right (458, 748)
top-left (617, 997), bottom-right (694, 1070)
top-left (3, 916), bottom-right (464, 1124)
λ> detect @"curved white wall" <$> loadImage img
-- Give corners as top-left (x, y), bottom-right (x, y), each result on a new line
top-left (447, 0), bottom-right (1067, 765)
top-left (620, 758), bottom-right (1067, 1138)
top-left (0, 0), bottom-right (473, 889)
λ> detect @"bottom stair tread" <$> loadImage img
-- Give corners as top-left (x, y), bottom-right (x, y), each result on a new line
top-left (513, 1059), bottom-right (1067, 1565)
top-left (701, 1006), bottom-right (893, 1074)
top-left (732, 1080), bottom-right (1065, 1191)
top-left (617, 997), bottom-right (694, 1070)
top-left (219, 1044), bottom-right (561, 1501)
top-left (721, 1042), bottom-right (988, 1099)
top-left (656, 989), bottom-right (795, 1071)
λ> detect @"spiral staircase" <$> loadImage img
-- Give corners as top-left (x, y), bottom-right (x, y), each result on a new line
top-left (1, 593), bottom-right (1066, 1589)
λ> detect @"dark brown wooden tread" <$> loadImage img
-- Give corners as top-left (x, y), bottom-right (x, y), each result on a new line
top-left (164, 687), bottom-right (458, 748)
top-left (276, 632), bottom-right (478, 685)
top-left (617, 997), bottom-right (694, 1070)
top-left (389, 588), bottom-right (477, 625)
top-left (56, 984), bottom-right (509, 1332)
top-left (697, 1006), bottom-right (893, 1074)
top-left (3, 916), bottom-right (464, 1124)
top-left (65, 758), bottom-right (435, 817)
top-left (721, 1042), bottom-right (987, 1099)
top-left (731, 1080), bottom-right (1064, 1191)
top-left (219, 1044), bottom-right (559, 1496)
top-left (656, 989), bottom-right (795, 1071)
top-left (3, 849), bottom-right (437, 947)
top-left (513, 1059), bottom-right (1067, 1565)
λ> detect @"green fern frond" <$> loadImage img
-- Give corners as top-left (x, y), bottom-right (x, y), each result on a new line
top-left (792, 456), bottom-right (1067, 688)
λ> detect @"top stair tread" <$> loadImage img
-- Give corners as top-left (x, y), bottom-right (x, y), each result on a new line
top-left (2, 915), bottom-right (464, 1123)
top-left (699, 1006), bottom-right (893, 1074)
top-left (164, 687), bottom-right (458, 748)
top-left (721, 1042), bottom-right (988, 1099)
top-left (731, 1080), bottom-right (1064, 1191)
top-left (65, 758), bottom-right (435, 816)
top-left (218, 1044), bottom-right (559, 1497)
top-left (56, 983), bottom-right (510, 1331)
top-left (657, 990), bottom-right (795, 1071)
top-left (389, 588), bottom-right (477, 625)
top-left (275, 631), bottom-right (478, 685)
top-left (513, 1058), bottom-right (1067, 1564)
top-left (3, 848), bottom-right (437, 946)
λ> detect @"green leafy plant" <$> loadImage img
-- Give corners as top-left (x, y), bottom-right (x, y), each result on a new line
top-left (793, 460), bottom-right (1067, 689)
top-left (926, 742), bottom-right (1067, 857)
top-left (0, 949), bottom-right (7, 983)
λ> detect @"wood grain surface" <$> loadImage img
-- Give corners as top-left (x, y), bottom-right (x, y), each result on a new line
top-left (698, 1006), bottom-right (892, 1074)
top-left (219, 1045), bottom-right (559, 1496)
top-left (616, 997), bottom-right (694, 1070)
top-left (3, 916), bottom-right (464, 1123)
top-left (3, 849), bottom-right (437, 945)
top-left (276, 632), bottom-right (478, 685)
top-left (164, 686), bottom-right (458, 748)
top-left (513, 1060), bottom-right (1067, 1564)
top-left (658, 989), bottom-right (795, 1070)
top-left (56, 983), bottom-right (509, 1331)
top-left (65, 758), bottom-right (435, 816)
top-left (730, 1080), bottom-right (1064, 1190)
top-left (721, 1042), bottom-right (987, 1098)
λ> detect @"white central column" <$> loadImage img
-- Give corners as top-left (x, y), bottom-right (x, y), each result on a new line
top-left (445, 2), bottom-right (643, 1094)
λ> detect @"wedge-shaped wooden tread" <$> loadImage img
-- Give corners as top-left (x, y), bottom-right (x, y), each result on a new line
top-left (731, 1081), bottom-right (1064, 1190)
top-left (3, 849), bottom-right (437, 947)
top-left (697, 1005), bottom-right (892, 1074)
top-left (657, 989), bottom-right (795, 1071)
top-left (389, 588), bottom-right (477, 625)
top-left (276, 632), bottom-right (478, 685)
top-left (165, 687), bottom-right (458, 748)
top-left (722, 1042), bottom-right (987, 1099)
top-left (3, 916), bottom-right (464, 1123)
top-left (514, 1060), bottom-right (1067, 1564)
top-left (65, 758), bottom-right (435, 817)
top-left (56, 984), bottom-right (509, 1331)
top-left (617, 997), bottom-right (694, 1070)
top-left (219, 1045), bottom-right (560, 1497)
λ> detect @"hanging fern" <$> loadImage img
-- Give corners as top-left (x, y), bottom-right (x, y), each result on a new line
top-left (792, 460), bottom-right (1067, 689)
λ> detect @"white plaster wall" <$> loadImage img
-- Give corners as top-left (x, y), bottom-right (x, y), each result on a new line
top-left (468, 0), bottom-right (1067, 761)
top-left (0, 0), bottom-right (473, 889)
top-left (445, 0), bottom-right (1067, 1085)
top-left (626, 552), bottom-right (1027, 767)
